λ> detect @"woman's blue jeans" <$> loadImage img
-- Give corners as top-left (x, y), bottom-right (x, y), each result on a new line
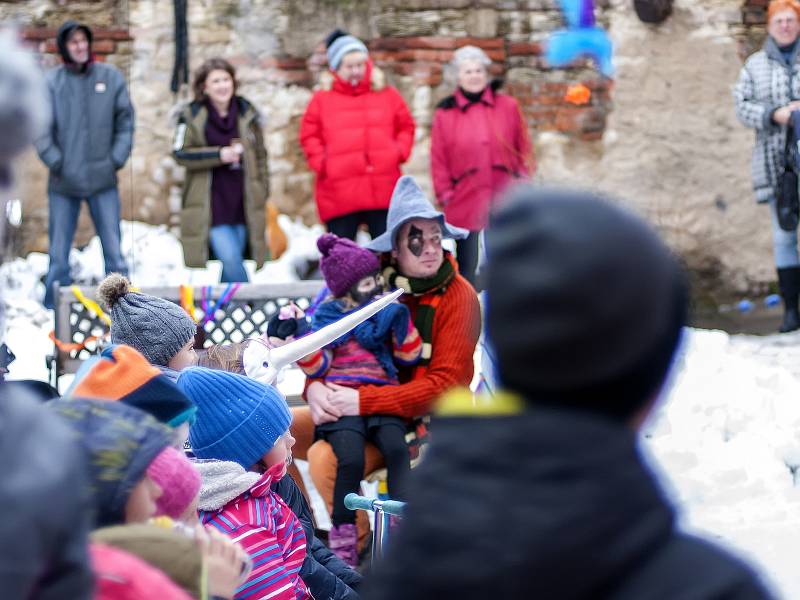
top-left (209, 223), bottom-right (249, 282)
top-left (770, 198), bottom-right (800, 268)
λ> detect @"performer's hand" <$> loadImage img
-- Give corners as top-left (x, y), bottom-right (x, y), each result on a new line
top-left (326, 382), bottom-right (360, 416)
top-left (307, 381), bottom-right (342, 425)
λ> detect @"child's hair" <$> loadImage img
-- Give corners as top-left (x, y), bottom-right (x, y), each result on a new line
top-left (177, 367), bottom-right (291, 468)
top-left (96, 273), bottom-right (197, 367)
top-left (317, 233), bottom-right (380, 297)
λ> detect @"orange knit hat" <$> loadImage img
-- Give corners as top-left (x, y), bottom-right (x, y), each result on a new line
top-left (768, 0), bottom-right (800, 22)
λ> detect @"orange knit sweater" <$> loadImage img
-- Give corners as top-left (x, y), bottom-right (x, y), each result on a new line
top-left (356, 273), bottom-right (482, 418)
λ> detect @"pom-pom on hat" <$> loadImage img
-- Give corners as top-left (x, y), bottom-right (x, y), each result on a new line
top-left (178, 367), bottom-right (291, 469)
top-left (317, 233), bottom-right (380, 297)
top-left (97, 274), bottom-right (197, 367)
top-left (146, 447), bottom-right (201, 520)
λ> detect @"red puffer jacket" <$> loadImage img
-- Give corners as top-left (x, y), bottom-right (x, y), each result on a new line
top-left (300, 63), bottom-right (416, 224)
top-left (430, 82), bottom-right (534, 231)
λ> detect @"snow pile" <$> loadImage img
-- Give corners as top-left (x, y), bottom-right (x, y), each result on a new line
top-left (643, 328), bottom-right (800, 598)
top-left (3, 221), bottom-right (800, 596)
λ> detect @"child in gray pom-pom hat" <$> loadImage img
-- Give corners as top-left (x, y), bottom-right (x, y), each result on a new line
top-left (96, 273), bottom-right (198, 372)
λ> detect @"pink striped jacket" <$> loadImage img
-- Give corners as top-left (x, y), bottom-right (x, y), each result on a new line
top-left (200, 465), bottom-right (310, 600)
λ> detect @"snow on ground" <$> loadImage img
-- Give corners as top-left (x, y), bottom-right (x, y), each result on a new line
top-left (2, 221), bottom-right (800, 597)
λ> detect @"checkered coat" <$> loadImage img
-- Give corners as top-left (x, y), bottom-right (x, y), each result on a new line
top-left (734, 37), bottom-right (800, 203)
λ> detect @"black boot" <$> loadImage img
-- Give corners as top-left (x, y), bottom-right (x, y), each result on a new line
top-left (778, 267), bottom-right (800, 333)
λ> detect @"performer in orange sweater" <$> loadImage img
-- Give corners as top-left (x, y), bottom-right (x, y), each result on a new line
top-left (289, 176), bottom-right (482, 552)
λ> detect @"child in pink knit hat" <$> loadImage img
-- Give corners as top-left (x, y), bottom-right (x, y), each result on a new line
top-left (146, 446), bottom-right (202, 523)
top-left (296, 233), bottom-right (423, 565)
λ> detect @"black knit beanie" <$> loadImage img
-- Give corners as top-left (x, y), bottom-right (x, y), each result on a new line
top-left (485, 185), bottom-right (688, 420)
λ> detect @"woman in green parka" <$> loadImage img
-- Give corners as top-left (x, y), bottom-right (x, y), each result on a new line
top-left (173, 58), bottom-right (269, 282)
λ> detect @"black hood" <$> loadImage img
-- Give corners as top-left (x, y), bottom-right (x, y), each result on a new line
top-left (56, 21), bottom-right (93, 65)
top-left (365, 407), bottom-right (675, 599)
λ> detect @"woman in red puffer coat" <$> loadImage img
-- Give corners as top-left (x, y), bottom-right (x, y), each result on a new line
top-left (300, 29), bottom-right (415, 241)
top-left (431, 45), bottom-right (534, 286)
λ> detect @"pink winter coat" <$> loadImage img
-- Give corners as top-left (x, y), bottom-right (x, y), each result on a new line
top-left (430, 82), bottom-right (534, 231)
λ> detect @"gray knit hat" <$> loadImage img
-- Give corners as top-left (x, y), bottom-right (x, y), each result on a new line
top-left (96, 274), bottom-right (197, 367)
top-left (366, 176), bottom-right (468, 252)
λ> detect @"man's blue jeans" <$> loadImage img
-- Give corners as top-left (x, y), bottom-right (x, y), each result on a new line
top-left (44, 187), bottom-right (128, 309)
top-left (209, 224), bottom-right (249, 283)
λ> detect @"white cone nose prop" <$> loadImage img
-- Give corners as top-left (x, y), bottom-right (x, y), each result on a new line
top-left (248, 289), bottom-right (404, 385)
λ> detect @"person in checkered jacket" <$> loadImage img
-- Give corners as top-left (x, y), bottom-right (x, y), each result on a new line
top-left (735, 0), bottom-right (800, 333)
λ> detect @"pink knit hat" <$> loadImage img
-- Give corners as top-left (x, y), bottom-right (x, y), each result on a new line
top-left (318, 233), bottom-right (380, 297)
top-left (146, 447), bottom-right (201, 519)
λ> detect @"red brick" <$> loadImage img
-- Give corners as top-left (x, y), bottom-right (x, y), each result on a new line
top-left (455, 37), bottom-right (504, 49)
top-left (43, 40), bottom-right (58, 54)
top-left (92, 39), bottom-right (115, 54)
top-left (407, 36), bottom-right (459, 50)
top-left (488, 63), bottom-right (505, 76)
top-left (508, 42), bottom-right (543, 56)
top-left (484, 49), bottom-right (506, 62)
top-left (369, 38), bottom-right (410, 51)
top-left (21, 28), bottom-right (58, 41)
top-left (393, 49), bottom-right (454, 62)
top-left (389, 62), bottom-right (443, 80)
top-left (369, 50), bottom-right (397, 63)
top-left (93, 29), bottom-right (133, 41)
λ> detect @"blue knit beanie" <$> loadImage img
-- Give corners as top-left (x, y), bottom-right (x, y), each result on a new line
top-left (177, 367), bottom-right (291, 469)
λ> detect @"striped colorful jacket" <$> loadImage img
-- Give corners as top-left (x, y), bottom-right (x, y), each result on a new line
top-left (200, 467), bottom-right (310, 600)
top-left (297, 312), bottom-right (422, 388)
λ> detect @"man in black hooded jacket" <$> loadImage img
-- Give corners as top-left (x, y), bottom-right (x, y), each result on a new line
top-left (35, 21), bottom-right (133, 309)
top-left (364, 186), bottom-right (774, 599)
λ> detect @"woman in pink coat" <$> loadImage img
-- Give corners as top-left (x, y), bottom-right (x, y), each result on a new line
top-left (430, 45), bottom-right (534, 285)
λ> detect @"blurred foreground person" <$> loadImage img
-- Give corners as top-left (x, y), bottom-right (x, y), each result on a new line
top-left (365, 187), bottom-right (773, 599)
top-left (0, 31), bottom-right (93, 600)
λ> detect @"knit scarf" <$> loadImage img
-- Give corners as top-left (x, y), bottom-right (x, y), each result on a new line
top-left (382, 253), bottom-right (457, 367)
top-left (311, 299), bottom-right (411, 379)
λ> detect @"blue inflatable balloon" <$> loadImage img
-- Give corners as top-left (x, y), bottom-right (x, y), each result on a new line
top-left (737, 299), bottom-right (754, 313)
top-left (546, 0), bottom-right (614, 77)
top-left (765, 294), bottom-right (781, 308)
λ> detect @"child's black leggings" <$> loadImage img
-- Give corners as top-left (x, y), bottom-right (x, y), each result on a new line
top-left (328, 423), bottom-right (410, 526)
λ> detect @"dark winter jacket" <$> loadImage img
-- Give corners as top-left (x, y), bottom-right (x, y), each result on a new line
top-left (364, 395), bottom-right (773, 600)
top-left (299, 64), bottom-right (415, 223)
top-left (735, 35), bottom-right (800, 204)
top-left (35, 22), bottom-right (134, 198)
top-left (0, 383), bottom-right (93, 599)
top-left (431, 81), bottom-right (533, 231)
top-left (274, 474), bottom-right (363, 600)
top-left (173, 97), bottom-right (269, 269)
top-left (49, 398), bottom-right (173, 527)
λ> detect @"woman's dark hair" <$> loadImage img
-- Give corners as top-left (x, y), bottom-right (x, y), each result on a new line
top-left (192, 58), bottom-right (237, 102)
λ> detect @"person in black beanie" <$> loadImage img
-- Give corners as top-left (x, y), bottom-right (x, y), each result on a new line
top-left (363, 186), bottom-right (773, 600)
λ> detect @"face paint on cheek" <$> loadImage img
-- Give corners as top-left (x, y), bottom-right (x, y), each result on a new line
top-left (407, 225), bottom-right (424, 257)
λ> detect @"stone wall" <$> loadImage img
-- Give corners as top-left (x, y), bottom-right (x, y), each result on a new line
top-left (8, 0), bottom-right (613, 253)
top-left (3, 0), bottom-right (785, 296)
